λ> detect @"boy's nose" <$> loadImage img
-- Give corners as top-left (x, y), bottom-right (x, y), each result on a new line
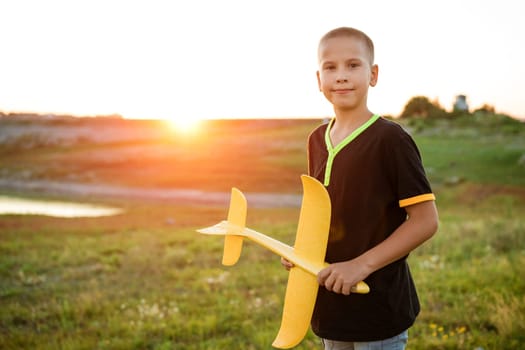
top-left (336, 77), bottom-right (348, 83)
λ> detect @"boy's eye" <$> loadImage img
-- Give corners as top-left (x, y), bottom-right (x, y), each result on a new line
top-left (349, 63), bottom-right (360, 68)
top-left (324, 65), bottom-right (336, 71)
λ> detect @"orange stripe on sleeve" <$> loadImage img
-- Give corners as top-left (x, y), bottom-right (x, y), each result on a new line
top-left (399, 193), bottom-right (436, 207)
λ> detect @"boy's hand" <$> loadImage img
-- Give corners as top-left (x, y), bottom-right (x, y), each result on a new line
top-left (280, 257), bottom-right (295, 271)
top-left (317, 259), bottom-right (370, 295)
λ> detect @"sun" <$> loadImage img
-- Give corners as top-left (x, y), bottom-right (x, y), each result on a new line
top-left (166, 116), bottom-right (202, 134)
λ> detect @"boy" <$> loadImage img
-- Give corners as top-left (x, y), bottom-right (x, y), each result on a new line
top-left (282, 27), bottom-right (438, 349)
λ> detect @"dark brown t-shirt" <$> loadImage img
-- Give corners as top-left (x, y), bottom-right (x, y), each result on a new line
top-left (308, 115), bottom-right (435, 341)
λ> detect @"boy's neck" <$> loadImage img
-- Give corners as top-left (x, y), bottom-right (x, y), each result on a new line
top-left (329, 107), bottom-right (375, 147)
top-left (332, 107), bottom-right (374, 132)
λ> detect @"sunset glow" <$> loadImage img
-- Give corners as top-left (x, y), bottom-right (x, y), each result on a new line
top-left (166, 117), bottom-right (202, 134)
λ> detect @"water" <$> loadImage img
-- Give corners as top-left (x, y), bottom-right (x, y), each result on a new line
top-left (0, 195), bottom-right (123, 217)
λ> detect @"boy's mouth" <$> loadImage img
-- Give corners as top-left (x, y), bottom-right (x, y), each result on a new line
top-left (333, 88), bottom-right (354, 94)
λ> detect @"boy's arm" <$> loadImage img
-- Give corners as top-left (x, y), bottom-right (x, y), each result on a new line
top-left (317, 200), bottom-right (438, 295)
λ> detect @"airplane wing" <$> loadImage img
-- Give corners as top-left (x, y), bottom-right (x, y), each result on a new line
top-left (271, 175), bottom-right (331, 348)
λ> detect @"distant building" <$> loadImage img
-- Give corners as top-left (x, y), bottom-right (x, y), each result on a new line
top-left (453, 94), bottom-right (469, 113)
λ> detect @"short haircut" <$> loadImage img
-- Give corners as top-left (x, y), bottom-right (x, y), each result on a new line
top-left (318, 27), bottom-right (375, 65)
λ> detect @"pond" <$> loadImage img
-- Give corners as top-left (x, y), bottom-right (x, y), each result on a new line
top-left (0, 195), bottom-right (123, 218)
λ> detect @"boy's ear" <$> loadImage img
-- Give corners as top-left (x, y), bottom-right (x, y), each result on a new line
top-left (316, 71), bottom-right (322, 91)
top-left (369, 64), bottom-right (379, 87)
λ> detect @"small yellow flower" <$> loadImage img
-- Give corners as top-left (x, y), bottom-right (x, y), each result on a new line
top-left (456, 326), bottom-right (467, 334)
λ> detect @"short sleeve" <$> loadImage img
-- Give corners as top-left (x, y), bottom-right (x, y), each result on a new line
top-left (307, 124), bottom-right (329, 180)
top-left (385, 126), bottom-right (435, 207)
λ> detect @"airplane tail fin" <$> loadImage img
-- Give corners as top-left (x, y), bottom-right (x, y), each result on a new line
top-left (222, 188), bottom-right (247, 266)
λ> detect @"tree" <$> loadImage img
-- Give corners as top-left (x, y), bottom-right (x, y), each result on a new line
top-left (399, 96), bottom-right (447, 119)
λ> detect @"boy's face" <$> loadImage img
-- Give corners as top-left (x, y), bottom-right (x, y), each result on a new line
top-left (316, 36), bottom-right (378, 112)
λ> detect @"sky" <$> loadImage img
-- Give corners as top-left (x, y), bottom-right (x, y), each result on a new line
top-left (1, 0), bottom-right (524, 121)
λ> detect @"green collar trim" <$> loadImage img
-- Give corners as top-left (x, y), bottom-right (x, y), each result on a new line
top-left (323, 114), bottom-right (381, 186)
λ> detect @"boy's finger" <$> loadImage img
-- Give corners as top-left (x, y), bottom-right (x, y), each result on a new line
top-left (280, 257), bottom-right (294, 269)
top-left (323, 273), bottom-right (336, 291)
top-left (317, 267), bottom-right (332, 285)
top-left (341, 283), bottom-right (352, 296)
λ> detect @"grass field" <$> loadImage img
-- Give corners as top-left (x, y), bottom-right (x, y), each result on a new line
top-left (1, 115), bottom-right (524, 349)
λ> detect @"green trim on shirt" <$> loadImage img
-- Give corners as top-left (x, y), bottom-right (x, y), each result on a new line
top-left (323, 114), bottom-right (381, 186)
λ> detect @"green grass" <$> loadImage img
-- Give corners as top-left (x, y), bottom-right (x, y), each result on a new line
top-left (1, 192), bottom-right (523, 349)
top-left (415, 135), bottom-right (525, 187)
top-left (408, 184), bottom-right (525, 349)
top-left (1, 115), bottom-right (525, 349)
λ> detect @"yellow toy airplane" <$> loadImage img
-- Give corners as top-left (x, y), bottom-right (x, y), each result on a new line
top-left (197, 175), bottom-right (369, 349)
